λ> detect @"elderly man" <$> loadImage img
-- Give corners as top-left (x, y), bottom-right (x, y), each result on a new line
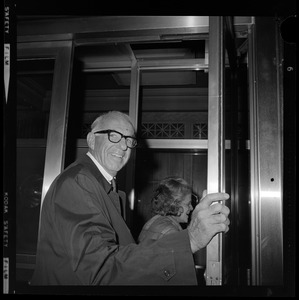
top-left (31, 110), bottom-right (230, 285)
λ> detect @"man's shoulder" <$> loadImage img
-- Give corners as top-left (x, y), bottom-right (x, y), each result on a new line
top-left (61, 155), bottom-right (94, 177)
top-left (52, 157), bottom-right (97, 190)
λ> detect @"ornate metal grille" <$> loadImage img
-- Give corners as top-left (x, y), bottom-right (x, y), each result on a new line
top-left (141, 123), bottom-right (185, 139)
top-left (80, 121), bottom-right (208, 139)
top-left (192, 123), bottom-right (208, 139)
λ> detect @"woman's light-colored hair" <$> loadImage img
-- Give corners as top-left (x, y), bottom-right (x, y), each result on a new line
top-left (151, 176), bottom-right (192, 216)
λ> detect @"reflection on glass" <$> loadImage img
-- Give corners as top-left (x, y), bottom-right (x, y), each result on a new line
top-left (16, 59), bottom-right (54, 254)
top-left (223, 44), bottom-right (251, 285)
top-left (64, 66), bottom-right (131, 168)
top-left (67, 69), bottom-right (131, 140)
top-left (17, 59), bottom-right (54, 138)
top-left (139, 69), bottom-right (208, 139)
top-left (133, 149), bottom-right (207, 235)
top-left (133, 149), bottom-right (208, 277)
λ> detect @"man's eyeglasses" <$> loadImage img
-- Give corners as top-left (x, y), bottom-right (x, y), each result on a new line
top-left (94, 129), bottom-right (137, 149)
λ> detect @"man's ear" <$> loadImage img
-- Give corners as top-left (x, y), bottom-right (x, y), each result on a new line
top-left (87, 132), bottom-right (95, 150)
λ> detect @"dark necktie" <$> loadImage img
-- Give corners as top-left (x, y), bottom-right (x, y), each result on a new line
top-left (110, 178), bottom-right (124, 216)
top-left (111, 178), bottom-right (117, 193)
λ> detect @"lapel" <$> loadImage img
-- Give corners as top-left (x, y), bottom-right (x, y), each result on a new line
top-left (75, 154), bottom-right (135, 245)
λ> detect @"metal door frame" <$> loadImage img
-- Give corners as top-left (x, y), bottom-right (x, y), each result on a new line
top-left (127, 17), bottom-right (228, 285)
top-left (128, 17), bottom-right (228, 285)
top-left (17, 40), bottom-right (74, 207)
top-left (205, 16), bottom-right (225, 285)
top-left (248, 17), bottom-right (284, 286)
top-left (15, 40), bottom-right (74, 281)
top-left (127, 57), bottom-right (210, 212)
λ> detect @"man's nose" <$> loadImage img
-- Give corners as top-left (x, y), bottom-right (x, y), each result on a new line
top-left (119, 137), bottom-right (128, 150)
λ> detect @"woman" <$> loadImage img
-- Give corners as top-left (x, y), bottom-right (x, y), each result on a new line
top-left (138, 176), bottom-right (194, 244)
top-left (138, 176), bottom-right (208, 285)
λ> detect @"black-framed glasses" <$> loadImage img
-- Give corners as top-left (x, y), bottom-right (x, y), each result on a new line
top-left (94, 129), bottom-right (137, 149)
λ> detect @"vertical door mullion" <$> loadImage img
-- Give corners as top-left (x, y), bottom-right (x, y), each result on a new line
top-left (41, 41), bottom-right (74, 205)
top-left (129, 60), bottom-right (140, 130)
top-left (126, 60), bottom-right (140, 218)
top-left (248, 22), bottom-right (260, 285)
top-left (206, 16), bottom-right (225, 285)
top-left (17, 40), bottom-right (74, 209)
top-left (248, 17), bottom-right (284, 286)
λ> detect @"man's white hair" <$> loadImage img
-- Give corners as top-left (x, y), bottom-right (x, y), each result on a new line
top-left (90, 111), bottom-right (135, 132)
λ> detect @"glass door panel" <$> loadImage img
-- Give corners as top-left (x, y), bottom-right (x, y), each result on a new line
top-left (223, 36), bottom-right (251, 286)
top-left (65, 45), bottom-right (132, 189)
top-left (16, 41), bottom-right (73, 286)
top-left (134, 150), bottom-right (207, 228)
top-left (16, 58), bottom-right (54, 281)
top-left (132, 39), bottom-right (210, 285)
top-left (16, 59), bottom-right (54, 254)
top-left (133, 149), bottom-right (208, 285)
top-left (139, 69), bottom-right (208, 141)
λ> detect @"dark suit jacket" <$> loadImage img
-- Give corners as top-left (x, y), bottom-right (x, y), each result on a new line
top-left (31, 154), bottom-right (197, 285)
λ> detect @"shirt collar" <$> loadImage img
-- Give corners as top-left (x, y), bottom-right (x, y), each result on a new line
top-left (86, 152), bottom-right (114, 184)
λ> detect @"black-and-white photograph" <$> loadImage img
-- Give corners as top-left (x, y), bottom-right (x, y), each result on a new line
top-left (3, 0), bottom-right (296, 296)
